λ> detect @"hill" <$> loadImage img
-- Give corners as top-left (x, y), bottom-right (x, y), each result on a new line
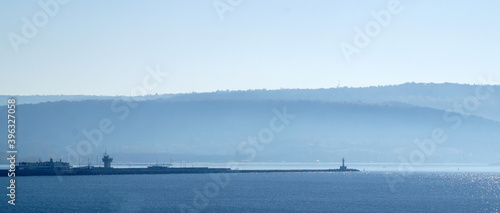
top-left (1, 95), bottom-right (499, 164)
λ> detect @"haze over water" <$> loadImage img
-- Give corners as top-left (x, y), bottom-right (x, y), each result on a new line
top-left (2, 0), bottom-right (500, 212)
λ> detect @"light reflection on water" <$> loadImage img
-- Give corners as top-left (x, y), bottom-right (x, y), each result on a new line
top-left (0, 172), bottom-right (499, 212)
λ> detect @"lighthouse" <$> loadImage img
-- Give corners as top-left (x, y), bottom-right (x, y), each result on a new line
top-left (102, 152), bottom-right (113, 169)
top-left (339, 158), bottom-right (347, 170)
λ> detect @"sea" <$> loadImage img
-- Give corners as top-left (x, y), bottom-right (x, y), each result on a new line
top-left (1, 165), bottom-right (499, 212)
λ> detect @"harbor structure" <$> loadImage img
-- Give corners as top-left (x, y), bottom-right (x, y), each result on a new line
top-left (2, 153), bottom-right (359, 176)
top-left (102, 152), bottom-right (113, 169)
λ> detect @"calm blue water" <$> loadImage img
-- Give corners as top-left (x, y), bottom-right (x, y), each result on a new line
top-left (1, 172), bottom-right (499, 212)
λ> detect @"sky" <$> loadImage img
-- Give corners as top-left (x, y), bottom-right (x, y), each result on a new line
top-left (1, 0), bottom-right (499, 95)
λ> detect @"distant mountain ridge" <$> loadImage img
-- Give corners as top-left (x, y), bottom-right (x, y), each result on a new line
top-left (1, 83), bottom-right (499, 164)
top-left (3, 83), bottom-right (500, 121)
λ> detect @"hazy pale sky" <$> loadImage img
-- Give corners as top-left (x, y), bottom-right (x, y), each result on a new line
top-left (1, 0), bottom-right (499, 95)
